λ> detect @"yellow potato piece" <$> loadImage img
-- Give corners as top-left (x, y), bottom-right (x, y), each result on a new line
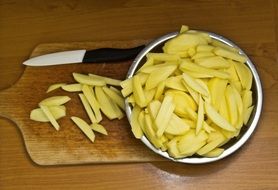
top-left (30, 106), bottom-right (66, 122)
top-left (205, 101), bottom-right (235, 132)
top-left (155, 96), bottom-right (175, 137)
top-left (243, 106), bottom-right (254, 125)
top-left (154, 81), bottom-right (165, 100)
top-left (109, 86), bottom-right (122, 96)
top-left (225, 85), bottom-right (238, 126)
top-left (82, 85), bottom-right (102, 122)
top-left (133, 75), bottom-right (146, 108)
top-left (167, 137), bottom-right (184, 158)
top-left (103, 86), bottom-right (125, 110)
top-left (242, 90), bottom-right (253, 108)
top-left (203, 148), bottom-right (224, 158)
top-left (90, 123), bottom-right (108, 135)
top-left (196, 44), bottom-right (215, 52)
top-left (145, 64), bottom-right (177, 90)
top-left (182, 72), bottom-right (208, 97)
top-left (95, 86), bottom-right (119, 120)
top-left (187, 47), bottom-right (196, 57)
top-left (146, 53), bottom-right (180, 63)
top-left (179, 25), bottom-right (189, 33)
top-left (89, 73), bottom-right (121, 86)
top-left (71, 116), bottom-right (95, 143)
top-left (225, 60), bottom-right (240, 82)
top-left (231, 86), bottom-right (244, 128)
top-left (178, 130), bottom-right (207, 156)
top-left (62, 83), bottom-right (82, 92)
top-left (219, 96), bottom-right (230, 122)
top-left (121, 73), bottom-right (148, 97)
top-left (39, 105), bottom-right (60, 131)
top-left (144, 88), bottom-right (156, 106)
top-left (195, 56), bottom-right (230, 69)
top-left (73, 73), bottom-right (105, 86)
top-left (180, 60), bottom-right (230, 79)
top-left (165, 76), bottom-right (188, 91)
top-left (78, 93), bottom-right (97, 123)
top-left (197, 133), bottom-right (225, 155)
top-left (138, 57), bottom-right (154, 72)
top-left (214, 47), bottom-right (246, 63)
top-left (184, 71), bottom-right (213, 78)
top-left (148, 100), bottom-right (161, 121)
top-left (191, 52), bottom-right (214, 60)
top-left (46, 83), bottom-right (66, 93)
top-left (211, 39), bottom-right (238, 52)
top-left (130, 106), bottom-right (143, 139)
top-left (165, 114), bottom-right (190, 135)
top-left (196, 95), bottom-right (204, 134)
top-left (39, 96), bottom-right (71, 106)
top-left (208, 78), bottom-right (228, 111)
top-left (232, 60), bottom-right (253, 90)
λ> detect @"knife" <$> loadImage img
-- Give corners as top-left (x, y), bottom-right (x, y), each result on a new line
top-left (23, 45), bottom-right (145, 66)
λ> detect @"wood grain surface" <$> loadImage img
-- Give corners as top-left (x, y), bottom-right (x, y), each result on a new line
top-left (0, 0), bottom-right (278, 189)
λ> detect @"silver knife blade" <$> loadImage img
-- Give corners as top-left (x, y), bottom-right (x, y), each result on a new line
top-left (23, 50), bottom-right (86, 66)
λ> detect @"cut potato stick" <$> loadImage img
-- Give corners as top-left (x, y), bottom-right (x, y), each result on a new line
top-left (214, 47), bottom-right (246, 63)
top-left (102, 86), bottom-right (125, 110)
top-left (130, 106), bottom-right (143, 139)
top-left (39, 96), bottom-right (71, 106)
top-left (165, 76), bottom-right (188, 91)
top-left (90, 123), bottom-right (108, 135)
top-left (82, 85), bottom-right (102, 122)
top-left (109, 86), bottom-right (122, 96)
top-left (30, 106), bottom-right (66, 122)
top-left (244, 106), bottom-right (254, 125)
top-left (62, 83), bottom-right (82, 92)
top-left (196, 95), bottom-right (204, 134)
top-left (89, 73), bottom-right (121, 86)
top-left (133, 75), bottom-right (146, 107)
top-left (46, 83), bottom-right (66, 93)
top-left (73, 73), bottom-right (105, 86)
top-left (71, 116), bottom-right (95, 142)
top-left (78, 93), bottom-right (97, 123)
top-left (195, 56), bottom-right (230, 69)
top-left (225, 85), bottom-right (238, 126)
top-left (39, 105), bottom-right (60, 131)
top-left (203, 148), bottom-right (224, 158)
top-left (154, 81), bottom-right (165, 100)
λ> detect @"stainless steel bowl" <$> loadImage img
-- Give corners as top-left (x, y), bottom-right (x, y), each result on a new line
top-left (125, 31), bottom-right (263, 164)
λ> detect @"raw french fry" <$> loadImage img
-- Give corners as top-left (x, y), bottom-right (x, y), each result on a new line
top-left (62, 83), bottom-right (82, 92)
top-left (180, 60), bottom-right (230, 79)
top-left (214, 47), bottom-right (246, 63)
top-left (165, 114), bottom-right (190, 135)
top-left (211, 39), bottom-right (238, 52)
top-left (196, 95), bottom-right (204, 134)
top-left (179, 25), bottom-right (189, 33)
top-left (225, 85), bottom-right (238, 126)
top-left (242, 90), bottom-right (253, 108)
top-left (39, 96), bottom-right (71, 106)
top-left (165, 76), bottom-right (188, 91)
top-left (73, 73), bottom-right (105, 86)
top-left (148, 100), bottom-right (161, 120)
top-left (46, 83), bottom-right (66, 93)
top-left (197, 134), bottom-right (225, 155)
top-left (232, 60), bottom-right (252, 90)
top-left (144, 88), bottom-right (156, 106)
top-left (89, 73), bottom-right (121, 86)
top-left (243, 106), bottom-right (254, 125)
top-left (145, 64), bottom-right (177, 90)
top-left (109, 86), bottom-right (122, 96)
top-left (167, 137), bottom-right (184, 158)
top-left (203, 148), bottom-right (224, 158)
top-left (205, 101), bottom-right (235, 132)
top-left (30, 106), bottom-right (66, 122)
top-left (39, 105), bottom-right (60, 131)
top-left (155, 96), bottom-right (175, 137)
top-left (138, 57), bottom-right (154, 71)
top-left (182, 80), bottom-right (200, 104)
top-left (191, 52), bottom-right (214, 60)
top-left (82, 85), bottom-right (102, 122)
top-left (185, 71), bottom-right (213, 78)
top-left (225, 60), bottom-right (240, 81)
top-left (90, 123), bottom-right (108, 135)
top-left (133, 75), bottom-right (146, 107)
top-left (154, 81), bottom-right (165, 100)
top-left (146, 53), bottom-right (180, 63)
top-left (187, 47), bottom-right (196, 57)
top-left (102, 86), bottom-right (125, 110)
top-left (219, 96), bottom-right (230, 121)
top-left (182, 72), bottom-right (208, 97)
top-left (130, 106), bottom-right (143, 138)
top-left (95, 86), bottom-right (119, 120)
top-left (208, 78), bottom-right (228, 111)
top-left (78, 93), bottom-right (97, 123)
top-left (196, 44), bottom-right (215, 52)
top-left (71, 116), bottom-right (95, 143)
top-left (195, 56), bottom-right (230, 69)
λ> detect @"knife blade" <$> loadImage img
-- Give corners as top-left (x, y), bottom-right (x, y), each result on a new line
top-left (23, 45), bottom-right (145, 66)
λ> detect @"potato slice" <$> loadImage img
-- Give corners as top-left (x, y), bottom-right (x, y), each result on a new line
top-left (130, 106), bottom-right (143, 139)
top-left (144, 88), bottom-right (156, 106)
top-left (180, 60), bottom-right (230, 79)
top-left (243, 106), bottom-right (254, 125)
top-left (178, 130), bottom-right (207, 156)
top-left (89, 73), bottom-right (121, 86)
top-left (232, 60), bottom-right (252, 90)
top-left (184, 71), bottom-right (213, 78)
top-left (121, 73), bottom-right (148, 97)
top-left (102, 86), bottom-right (125, 110)
top-left (181, 81), bottom-right (199, 104)
top-left (39, 105), bottom-right (60, 131)
top-left (73, 73), bottom-right (105, 86)
top-left (214, 47), bottom-right (246, 63)
top-left (148, 100), bottom-right (161, 120)
top-left (39, 96), bottom-right (71, 106)
top-left (211, 39), bottom-right (238, 52)
top-left (225, 85), bottom-right (238, 126)
top-left (197, 133), bottom-right (225, 155)
top-left (196, 95), bottom-right (204, 134)
top-left (95, 86), bottom-right (119, 120)
top-left (62, 83), bottom-right (82, 92)
top-left (145, 64), bottom-right (177, 90)
top-left (90, 123), bottom-right (108, 135)
top-left (30, 106), bottom-right (66, 122)
top-left (46, 83), bottom-right (66, 93)
top-left (154, 81), bottom-right (165, 100)
top-left (138, 57), bottom-right (154, 72)
top-left (179, 25), bottom-right (189, 33)
top-left (242, 90), bottom-right (253, 109)
top-left (82, 85), bottom-right (102, 122)
top-left (165, 76), bottom-right (188, 91)
top-left (182, 73), bottom-right (208, 97)
top-left (208, 78), bottom-right (228, 111)
top-left (195, 56), bottom-right (230, 69)
top-left (191, 52), bottom-right (214, 60)
top-left (203, 148), bottom-right (224, 158)
top-left (71, 116), bottom-right (95, 143)
top-left (78, 93), bottom-right (97, 123)
top-left (109, 86), bottom-right (122, 96)
top-left (165, 114), bottom-right (190, 135)
top-left (196, 44), bottom-right (215, 52)
top-left (146, 53), bottom-right (180, 63)
top-left (167, 137), bottom-right (184, 158)
top-left (155, 96), bottom-right (175, 137)
top-left (133, 75), bottom-right (146, 108)
top-left (205, 101), bottom-right (235, 132)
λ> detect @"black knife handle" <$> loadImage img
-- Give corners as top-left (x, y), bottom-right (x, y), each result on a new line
top-left (82, 45), bottom-right (145, 63)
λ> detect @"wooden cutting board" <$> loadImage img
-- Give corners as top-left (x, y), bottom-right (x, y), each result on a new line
top-left (0, 40), bottom-right (166, 165)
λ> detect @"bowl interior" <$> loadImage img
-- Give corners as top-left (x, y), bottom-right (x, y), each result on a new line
top-left (125, 31), bottom-right (263, 164)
